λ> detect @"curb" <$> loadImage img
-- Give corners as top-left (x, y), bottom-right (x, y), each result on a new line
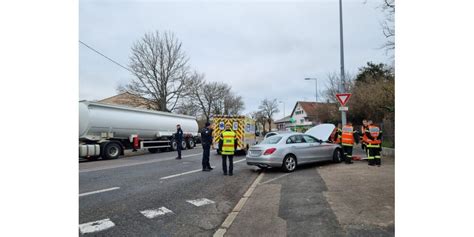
top-left (381, 147), bottom-right (395, 157)
top-left (213, 171), bottom-right (265, 237)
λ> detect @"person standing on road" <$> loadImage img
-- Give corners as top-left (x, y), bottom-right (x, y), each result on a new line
top-left (331, 123), bottom-right (342, 144)
top-left (361, 119), bottom-right (368, 151)
top-left (364, 122), bottom-right (383, 166)
top-left (341, 122), bottom-right (356, 164)
top-left (175, 124), bottom-right (183, 160)
top-left (201, 122), bottom-right (214, 171)
top-left (219, 124), bottom-right (238, 176)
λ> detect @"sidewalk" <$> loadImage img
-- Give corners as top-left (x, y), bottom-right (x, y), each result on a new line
top-left (223, 146), bottom-right (394, 237)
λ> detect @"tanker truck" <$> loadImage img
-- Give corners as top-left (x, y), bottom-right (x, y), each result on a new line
top-left (79, 101), bottom-right (199, 160)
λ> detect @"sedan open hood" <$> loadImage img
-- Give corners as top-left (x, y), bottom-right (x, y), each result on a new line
top-left (305, 123), bottom-right (335, 141)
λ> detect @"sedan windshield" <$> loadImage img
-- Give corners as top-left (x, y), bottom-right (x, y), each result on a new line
top-left (261, 136), bottom-right (282, 144)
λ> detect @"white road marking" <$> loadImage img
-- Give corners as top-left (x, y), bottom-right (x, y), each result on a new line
top-left (259, 173), bottom-right (291, 185)
top-left (160, 168), bottom-right (202, 180)
top-left (159, 159), bottom-right (245, 180)
top-left (79, 218), bottom-right (115, 234)
top-left (186, 198), bottom-right (215, 207)
top-left (79, 187), bottom-right (120, 197)
top-left (140, 207), bottom-right (173, 219)
top-left (80, 153), bottom-right (201, 173)
top-left (214, 172), bottom-right (264, 236)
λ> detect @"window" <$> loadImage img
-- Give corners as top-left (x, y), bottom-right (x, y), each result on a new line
top-left (295, 135), bottom-right (305, 143)
top-left (286, 136), bottom-right (297, 144)
top-left (303, 135), bottom-right (318, 143)
top-left (261, 136), bottom-right (282, 144)
top-left (300, 119), bottom-right (304, 123)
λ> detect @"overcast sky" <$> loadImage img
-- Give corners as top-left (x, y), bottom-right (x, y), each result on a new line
top-left (79, 0), bottom-right (390, 120)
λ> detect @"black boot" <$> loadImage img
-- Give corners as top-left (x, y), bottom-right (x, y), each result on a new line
top-left (368, 159), bottom-right (375, 166)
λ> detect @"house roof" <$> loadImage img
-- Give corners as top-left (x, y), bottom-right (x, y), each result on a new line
top-left (98, 92), bottom-right (157, 110)
top-left (274, 115), bottom-right (292, 124)
top-left (290, 101), bottom-right (336, 118)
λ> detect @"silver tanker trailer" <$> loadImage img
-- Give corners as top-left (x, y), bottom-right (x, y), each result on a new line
top-left (79, 101), bottom-right (199, 160)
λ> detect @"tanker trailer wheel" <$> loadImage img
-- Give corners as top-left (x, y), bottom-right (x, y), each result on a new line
top-left (181, 140), bottom-right (187, 150)
top-left (102, 142), bottom-right (122, 160)
top-left (170, 139), bottom-right (178, 151)
top-left (186, 139), bottom-right (195, 149)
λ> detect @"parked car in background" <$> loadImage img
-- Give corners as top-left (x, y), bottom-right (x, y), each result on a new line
top-left (263, 131), bottom-right (293, 140)
top-left (246, 124), bottom-right (342, 172)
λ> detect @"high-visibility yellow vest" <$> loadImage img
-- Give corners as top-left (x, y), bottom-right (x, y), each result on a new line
top-left (221, 130), bottom-right (236, 155)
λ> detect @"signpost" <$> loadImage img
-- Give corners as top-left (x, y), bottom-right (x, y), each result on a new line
top-left (335, 93), bottom-right (351, 125)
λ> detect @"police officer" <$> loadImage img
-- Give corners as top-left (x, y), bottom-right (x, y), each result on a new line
top-left (365, 122), bottom-right (383, 166)
top-left (341, 122), bottom-right (356, 164)
top-left (219, 124), bottom-right (238, 176)
top-left (201, 122), bottom-right (214, 171)
top-left (175, 124), bottom-right (183, 160)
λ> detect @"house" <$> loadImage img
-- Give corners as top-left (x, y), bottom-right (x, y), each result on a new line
top-left (97, 92), bottom-right (158, 110)
top-left (274, 115), bottom-right (292, 131)
top-left (279, 101), bottom-right (338, 132)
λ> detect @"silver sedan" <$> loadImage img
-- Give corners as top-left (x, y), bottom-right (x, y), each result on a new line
top-left (246, 124), bottom-right (343, 172)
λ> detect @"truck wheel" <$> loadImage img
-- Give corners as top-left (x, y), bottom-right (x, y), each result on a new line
top-left (181, 140), bottom-right (187, 150)
top-left (102, 142), bottom-right (122, 160)
top-left (187, 139), bottom-right (195, 149)
top-left (148, 148), bottom-right (159, 153)
top-left (170, 139), bottom-right (178, 151)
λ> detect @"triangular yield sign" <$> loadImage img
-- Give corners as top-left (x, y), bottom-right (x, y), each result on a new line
top-left (335, 93), bottom-right (352, 106)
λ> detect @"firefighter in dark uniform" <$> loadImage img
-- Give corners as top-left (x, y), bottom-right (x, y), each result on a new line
top-left (201, 122), bottom-right (214, 171)
top-left (175, 124), bottom-right (183, 159)
top-left (364, 123), bottom-right (383, 166)
top-left (219, 124), bottom-right (238, 176)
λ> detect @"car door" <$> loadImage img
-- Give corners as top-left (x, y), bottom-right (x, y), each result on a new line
top-left (302, 135), bottom-right (322, 161)
top-left (288, 135), bottom-right (312, 163)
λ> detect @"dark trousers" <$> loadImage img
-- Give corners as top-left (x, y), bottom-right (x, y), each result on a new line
top-left (177, 141), bottom-right (182, 158)
top-left (342, 145), bottom-right (353, 163)
top-left (202, 145), bottom-right (211, 169)
top-left (367, 146), bottom-right (381, 165)
top-left (222, 155), bottom-right (234, 174)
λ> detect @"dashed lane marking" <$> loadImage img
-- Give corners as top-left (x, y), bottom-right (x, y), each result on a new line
top-left (186, 198), bottom-right (215, 207)
top-left (79, 218), bottom-right (115, 234)
top-left (159, 159), bottom-right (245, 180)
top-left (79, 187), bottom-right (120, 197)
top-left (160, 168), bottom-right (203, 180)
top-left (79, 153), bottom-right (201, 173)
top-left (140, 207), bottom-right (173, 219)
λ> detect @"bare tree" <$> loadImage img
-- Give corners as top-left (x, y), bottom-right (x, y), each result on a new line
top-left (124, 31), bottom-right (192, 112)
top-left (223, 93), bottom-right (245, 115)
top-left (250, 111), bottom-right (267, 133)
top-left (381, 0), bottom-right (395, 57)
top-left (258, 98), bottom-right (280, 132)
top-left (189, 75), bottom-right (231, 122)
top-left (322, 72), bottom-right (354, 103)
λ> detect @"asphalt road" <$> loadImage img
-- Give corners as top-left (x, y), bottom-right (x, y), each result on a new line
top-left (79, 147), bottom-right (259, 236)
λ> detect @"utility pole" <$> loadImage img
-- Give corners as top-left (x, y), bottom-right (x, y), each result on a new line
top-left (339, 0), bottom-right (347, 126)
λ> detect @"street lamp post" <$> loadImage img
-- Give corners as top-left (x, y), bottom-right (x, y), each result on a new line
top-left (304, 78), bottom-right (318, 102)
top-left (278, 100), bottom-right (285, 117)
